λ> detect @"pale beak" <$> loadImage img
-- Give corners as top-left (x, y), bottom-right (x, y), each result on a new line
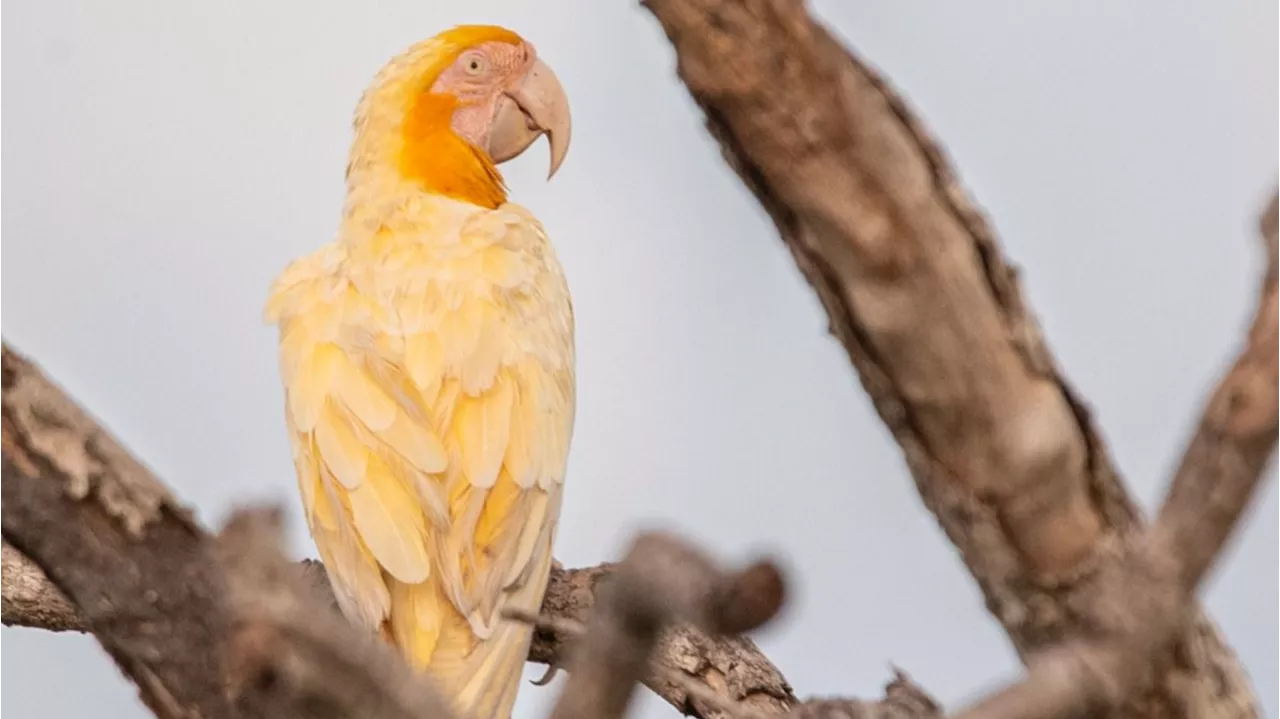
top-left (487, 58), bottom-right (572, 179)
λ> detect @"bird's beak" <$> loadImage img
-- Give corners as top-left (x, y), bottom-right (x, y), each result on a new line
top-left (488, 58), bottom-right (572, 179)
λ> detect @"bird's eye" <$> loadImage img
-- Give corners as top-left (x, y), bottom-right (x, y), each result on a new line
top-left (462, 53), bottom-right (487, 76)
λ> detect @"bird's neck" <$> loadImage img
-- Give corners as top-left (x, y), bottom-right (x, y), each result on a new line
top-left (342, 84), bottom-right (508, 227)
top-left (340, 122), bottom-right (497, 249)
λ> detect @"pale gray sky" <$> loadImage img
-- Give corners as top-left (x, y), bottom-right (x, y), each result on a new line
top-left (3, 1), bottom-right (1276, 718)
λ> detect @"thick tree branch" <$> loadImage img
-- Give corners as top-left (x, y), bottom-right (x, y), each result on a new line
top-left (640, 1), bottom-right (1265, 717)
top-left (3, 341), bottom-right (937, 719)
top-left (1, 538), bottom-right (803, 718)
top-left (2, 347), bottom-right (235, 719)
top-left (5, 2), bottom-right (1270, 717)
top-left (0, 343), bottom-right (468, 718)
top-left (2, 542), bottom-right (82, 631)
top-left (951, 190), bottom-right (1278, 719)
top-left (214, 508), bottom-right (461, 719)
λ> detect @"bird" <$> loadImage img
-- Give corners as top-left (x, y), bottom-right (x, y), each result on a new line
top-left (263, 24), bottom-right (575, 719)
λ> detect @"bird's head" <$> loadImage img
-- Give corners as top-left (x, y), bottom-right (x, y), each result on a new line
top-left (351, 25), bottom-right (572, 209)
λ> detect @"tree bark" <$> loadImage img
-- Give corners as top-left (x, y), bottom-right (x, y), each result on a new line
top-left (639, 2), bottom-right (1268, 718)
top-left (0, 342), bottom-right (833, 719)
top-left (4, 3), bottom-right (1274, 719)
top-left (2, 347), bottom-right (236, 719)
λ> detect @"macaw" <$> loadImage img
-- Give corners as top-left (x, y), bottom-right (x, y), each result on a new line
top-left (263, 25), bottom-right (574, 719)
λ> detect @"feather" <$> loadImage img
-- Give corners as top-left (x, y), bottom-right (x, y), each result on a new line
top-left (291, 432), bottom-right (321, 525)
top-left (452, 375), bottom-right (513, 489)
top-left (334, 351), bottom-right (398, 431)
top-left (388, 578), bottom-right (445, 667)
top-left (314, 520), bottom-right (390, 629)
top-left (288, 342), bottom-right (344, 432)
top-left (378, 406), bottom-right (448, 474)
top-left (405, 332), bottom-right (444, 397)
top-left (314, 402), bottom-right (368, 489)
top-left (348, 453), bottom-right (432, 583)
top-left (503, 366), bottom-right (545, 489)
top-left (440, 298), bottom-right (484, 370)
top-left (461, 302), bottom-right (505, 395)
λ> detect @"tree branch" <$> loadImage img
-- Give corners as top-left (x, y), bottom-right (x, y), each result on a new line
top-left (2, 542), bottom-right (82, 632)
top-left (537, 533), bottom-right (943, 719)
top-left (1, 538), bottom-right (803, 718)
top-left (639, 1), bottom-right (1266, 717)
top-left (0, 341), bottom-right (474, 719)
top-left (2, 346), bottom-right (236, 719)
top-left (531, 560), bottom-right (802, 718)
top-left (3, 341), bottom-right (939, 719)
top-left (214, 507), bottom-right (462, 719)
top-left (547, 533), bottom-right (784, 719)
top-left (950, 189), bottom-right (1278, 719)
top-left (5, 2), bottom-right (1271, 718)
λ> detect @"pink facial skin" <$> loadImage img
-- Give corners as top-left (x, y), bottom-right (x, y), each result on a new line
top-left (430, 41), bottom-right (538, 151)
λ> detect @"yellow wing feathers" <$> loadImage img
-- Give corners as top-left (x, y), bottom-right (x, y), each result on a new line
top-left (266, 201), bottom-right (573, 718)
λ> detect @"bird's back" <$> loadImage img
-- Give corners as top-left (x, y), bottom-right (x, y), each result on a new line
top-left (265, 196), bottom-right (575, 719)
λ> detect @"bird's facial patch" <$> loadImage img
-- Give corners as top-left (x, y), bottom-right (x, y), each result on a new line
top-left (430, 41), bottom-right (535, 151)
top-left (394, 27), bottom-right (569, 207)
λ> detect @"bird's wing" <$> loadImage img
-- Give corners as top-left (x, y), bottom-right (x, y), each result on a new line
top-left (265, 208), bottom-right (574, 670)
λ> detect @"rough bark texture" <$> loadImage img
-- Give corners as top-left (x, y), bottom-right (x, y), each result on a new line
top-left (953, 189), bottom-right (1276, 719)
top-left (1, 542), bottom-right (83, 632)
top-left (0, 344), bottom-right (494, 719)
top-left (1, 346), bottom-right (235, 719)
top-left (793, 677), bottom-right (941, 719)
top-left (534, 560), bottom-right (799, 718)
top-left (4, 3), bottom-right (1274, 719)
top-left (0, 342), bottom-right (824, 719)
top-left (547, 533), bottom-right (786, 719)
top-left (639, 2), bottom-right (1263, 718)
top-left (2, 534), bottom-right (803, 719)
top-left (214, 509), bottom-right (463, 719)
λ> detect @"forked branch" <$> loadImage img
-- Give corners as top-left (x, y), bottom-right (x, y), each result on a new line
top-left (952, 189), bottom-right (1278, 719)
top-left (3, 2), bottom-right (1273, 718)
top-left (640, 0), bottom-right (1272, 716)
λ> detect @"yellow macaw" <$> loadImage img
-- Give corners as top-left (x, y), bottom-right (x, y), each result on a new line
top-left (263, 25), bottom-right (574, 719)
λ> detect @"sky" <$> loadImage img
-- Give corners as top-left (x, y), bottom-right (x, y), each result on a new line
top-left (3, 1), bottom-right (1277, 718)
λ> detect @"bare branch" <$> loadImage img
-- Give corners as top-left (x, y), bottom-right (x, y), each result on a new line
top-left (215, 507), bottom-right (459, 719)
top-left (1, 542), bottom-right (81, 631)
top-left (0, 341), bottom-right (465, 719)
top-left (7, 2), bottom-right (1269, 713)
top-left (638, 1), bottom-right (1263, 717)
top-left (7, 341), bottom-right (925, 719)
top-left (1156, 191), bottom-right (1280, 591)
top-left (947, 190), bottom-right (1279, 719)
top-left (548, 533), bottom-right (785, 719)
top-left (524, 541), bottom-right (942, 719)
top-left (532, 559), bottom-right (802, 718)
top-left (792, 676), bottom-right (942, 719)
top-left (8, 1), bottom-right (1273, 716)
top-left (3, 539), bottom-right (802, 719)
top-left (2, 345), bottom-right (236, 719)
top-left (508, 608), bottom-right (776, 719)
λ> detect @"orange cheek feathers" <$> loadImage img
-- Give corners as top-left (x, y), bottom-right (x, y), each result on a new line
top-left (399, 91), bottom-right (508, 209)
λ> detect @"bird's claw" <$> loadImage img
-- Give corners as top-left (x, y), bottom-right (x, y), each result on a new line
top-left (530, 663), bottom-right (562, 687)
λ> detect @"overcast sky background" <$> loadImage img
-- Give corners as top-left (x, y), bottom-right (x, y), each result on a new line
top-left (3, 1), bottom-right (1277, 717)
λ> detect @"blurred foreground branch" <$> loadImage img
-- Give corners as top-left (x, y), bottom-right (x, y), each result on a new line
top-left (2, 536), bottom-right (801, 718)
top-left (1, 342), bottom-right (935, 718)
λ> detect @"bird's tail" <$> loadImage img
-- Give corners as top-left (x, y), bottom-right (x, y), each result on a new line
top-left (384, 535), bottom-right (556, 719)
